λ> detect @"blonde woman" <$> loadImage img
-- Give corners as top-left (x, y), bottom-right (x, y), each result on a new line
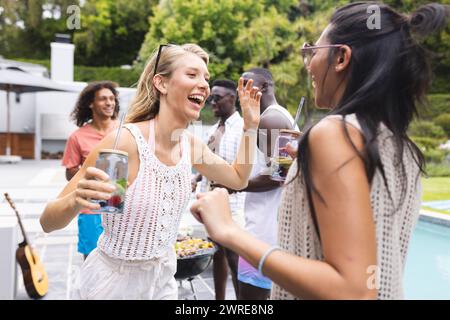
top-left (40, 44), bottom-right (261, 299)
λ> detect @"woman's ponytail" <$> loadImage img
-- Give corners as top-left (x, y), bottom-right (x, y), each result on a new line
top-left (408, 3), bottom-right (449, 40)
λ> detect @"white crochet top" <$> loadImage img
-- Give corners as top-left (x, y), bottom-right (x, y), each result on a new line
top-left (97, 120), bottom-right (192, 260)
top-left (271, 114), bottom-right (422, 300)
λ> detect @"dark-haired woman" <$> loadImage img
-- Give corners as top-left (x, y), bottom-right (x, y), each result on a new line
top-left (190, 2), bottom-right (449, 299)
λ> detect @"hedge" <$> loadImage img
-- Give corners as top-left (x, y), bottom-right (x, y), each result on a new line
top-left (8, 59), bottom-right (450, 123)
top-left (419, 94), bottom-right (450, 120)
top-left (74, 66), bottom-right (141, 88)
top-left (10, 58), bottom-right (141, 88)
top-left (408, 121), bottom-right (447, 139)
top-left (426, 163), bottom-right (450, 177)
top-left (434, 113), bottom-right (450, 138)
top-left (423, 148), bottom-right (448, 163)
top-left (411, 136), bottom-right (446, 151)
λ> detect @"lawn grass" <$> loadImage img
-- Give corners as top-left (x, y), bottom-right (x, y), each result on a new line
top-left (421, 177), bottom-right (450, 201)
top-left (421, 177), bottom-right (450, 215)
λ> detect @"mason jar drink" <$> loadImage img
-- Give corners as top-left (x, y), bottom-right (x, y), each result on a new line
top-left (91, 149), bottom-right (128, 214)
top-left (270, 129), bottom-right (301, 182)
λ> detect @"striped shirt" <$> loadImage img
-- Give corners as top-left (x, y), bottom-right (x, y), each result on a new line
top-left (199, 111), bottom-right (246, 214)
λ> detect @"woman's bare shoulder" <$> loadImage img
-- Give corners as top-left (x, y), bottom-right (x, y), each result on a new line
top-left (307, 116), bottom-right (365, 175)
top-left (131, 120), bottom-right (150, 130)
top-left (103, 125), bottom-right (139, 157)
top-left (310, 116), bottom-right (364, 151)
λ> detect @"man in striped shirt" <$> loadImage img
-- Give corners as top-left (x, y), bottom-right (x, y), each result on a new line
top-left (192, 79), bottom-right (246, 300)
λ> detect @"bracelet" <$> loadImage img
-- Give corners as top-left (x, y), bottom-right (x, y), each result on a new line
top-left (258, 245), bottom-right (282, 276)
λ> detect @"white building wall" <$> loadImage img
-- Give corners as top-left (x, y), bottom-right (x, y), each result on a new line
top-left (34, 86), bottom-right (136, 160)
top-left (1, 49), bottom-right (137, 159)
top-left (51, 42), bottom-right (75, 82)
top-left (0, 91), bottom-right (36, 133)
top-left (35, 91), bottom-right (81, 159)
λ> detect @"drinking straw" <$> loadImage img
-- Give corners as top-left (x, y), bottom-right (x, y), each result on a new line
top-left (292, 96), bottom-right (306, 130)
top-left (112, 111), bottom-right (127, 150)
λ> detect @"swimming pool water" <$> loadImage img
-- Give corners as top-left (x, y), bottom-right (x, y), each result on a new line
top-left (404, 220), bottom-right (450, 299)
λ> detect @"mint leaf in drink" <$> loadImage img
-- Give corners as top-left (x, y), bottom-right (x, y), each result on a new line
top-left (115, 178), bottom-right (127, 197)
top-left (116, 178), bottom-right (127, 189)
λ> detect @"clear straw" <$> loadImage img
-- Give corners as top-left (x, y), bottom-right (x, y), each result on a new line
top-left (292, 96), bottom-right (306, 130)
top-left (112, 111), bottom-right (127, 150)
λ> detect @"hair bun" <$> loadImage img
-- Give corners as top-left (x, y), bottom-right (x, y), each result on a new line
top-left (408, 3), bottom-right (450, 39)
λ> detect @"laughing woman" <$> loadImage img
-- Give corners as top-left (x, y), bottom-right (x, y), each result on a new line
top-left (40, 44), bottom-right (261, 299)
top-left (190, 2), bottom-right (449, 299)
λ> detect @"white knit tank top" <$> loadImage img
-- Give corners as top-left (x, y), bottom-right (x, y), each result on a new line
top-left (97, 120), bottom-right (192, 260)
top-left (272, 114), bottom-right (422, 300)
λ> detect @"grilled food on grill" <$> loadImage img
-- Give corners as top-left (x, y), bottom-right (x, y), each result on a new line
top-left (175, 237), bottom-right (214, 258)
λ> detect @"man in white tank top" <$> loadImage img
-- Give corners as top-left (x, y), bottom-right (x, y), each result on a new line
top-left (192, 79), bottom-right (246, 300)
top-left (236, 68), bottom-right (299, 300)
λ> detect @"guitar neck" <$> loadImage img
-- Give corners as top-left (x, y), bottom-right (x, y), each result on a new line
top-left (4, 193), bottom-right (31, 246)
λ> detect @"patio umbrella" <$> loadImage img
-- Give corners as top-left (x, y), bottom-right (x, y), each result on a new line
top-left (0, 68), bottom-right (77, 163)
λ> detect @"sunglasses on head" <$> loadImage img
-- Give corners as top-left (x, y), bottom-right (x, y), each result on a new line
top-left (153, 43), bottom-right (177, 75)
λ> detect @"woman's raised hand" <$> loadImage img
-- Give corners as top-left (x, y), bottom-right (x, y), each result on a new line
top-left (73, 167), bottom-right (116, 211)
top-left (238, 77), bottom-right (262, 131)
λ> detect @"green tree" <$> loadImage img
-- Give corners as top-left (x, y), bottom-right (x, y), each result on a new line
top-left (0, 0), bottom-right (154, 66)
top-left (73, 0), bottom-right (155, 66)
top-left (409, 120), bottom-right (447, 139)
top-left (265, 10), bottom-right (331, 117)
top-left (139, 0), bottom-right (331, 118)
top-left (139, 0), bottom-right (265, 80)
top-left (420, 94), bottom-right (450, 120)
top-left (0, 0), bottom-right (79, 59)
top-left (434, 113), bottom-right (450, 138)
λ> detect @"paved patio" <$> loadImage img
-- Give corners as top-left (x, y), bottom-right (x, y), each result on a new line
top-left (0, 160), bottom-right (236, 300)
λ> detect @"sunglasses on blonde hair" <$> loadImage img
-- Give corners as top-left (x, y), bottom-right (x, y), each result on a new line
top-left (153, 44), bottom-right (179, 75)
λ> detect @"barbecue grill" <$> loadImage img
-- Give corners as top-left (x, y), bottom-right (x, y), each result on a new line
top-left (175, 242), bottom-right (217, 299)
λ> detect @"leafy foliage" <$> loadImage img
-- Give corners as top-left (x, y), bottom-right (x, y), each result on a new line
top-left (409, 121), bottom-right (447, 139)
top-left (74, 65), bottom-right (141, 87)
top-left (140, 0), bottom-right (328, 119)
top-left (0, 0), bottom-right (79, 59)
top-left (419, 94), bottom-right (450, 120)
top-left (139, 0), bottom-right (449, 121)
top-left (9, 57), bottom-right (141, 87)
top-left (425, 164), bottom-right (450, 177)
top-left (2, 0), bottom-right (448, 101)
top-left (140, 0), bottom-right (265, 79)
top-left (0, 0), bottom-right (154, 66)
top-left (433, 113), bottom-right (450, 137)
top-left (73, 0), bottom-right (155, 66)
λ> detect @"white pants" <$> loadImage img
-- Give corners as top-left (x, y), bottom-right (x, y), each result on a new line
top-left (71, 248), bottom-right (178, 300)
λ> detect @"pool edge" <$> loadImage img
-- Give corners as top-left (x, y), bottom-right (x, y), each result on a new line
top-left (419, 210), bottom-right (450, 227)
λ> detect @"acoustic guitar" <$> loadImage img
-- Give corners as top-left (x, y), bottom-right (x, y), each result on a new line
top-left (4, 193), bottom-right (48, 299)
